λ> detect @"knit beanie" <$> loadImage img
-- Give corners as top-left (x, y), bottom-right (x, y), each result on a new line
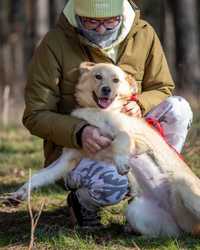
top-left (74, 0), bottom-right (124, 18)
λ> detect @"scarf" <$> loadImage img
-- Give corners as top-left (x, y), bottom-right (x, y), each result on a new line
top-left (76, 15), bottom-right (122, 49)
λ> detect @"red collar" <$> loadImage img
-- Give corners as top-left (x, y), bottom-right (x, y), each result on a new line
top-left (145, 117), bottom-right (184, 160)
top-left (129, 94), bottom-right (138, 102)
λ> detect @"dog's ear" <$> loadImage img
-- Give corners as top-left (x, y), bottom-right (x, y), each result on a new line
top-left (79, 62), bottom-right (96, 75)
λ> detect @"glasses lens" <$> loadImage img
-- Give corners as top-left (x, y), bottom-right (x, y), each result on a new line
top-left (81, 16), bottom-right (121, 30)
top-left (82, 19), bottom-right (99, 29)
top-left (104, 19), bottom-right (120, 29)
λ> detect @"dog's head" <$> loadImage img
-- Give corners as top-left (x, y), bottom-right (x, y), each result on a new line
top-left (75, 62), bottom-right (137, 110)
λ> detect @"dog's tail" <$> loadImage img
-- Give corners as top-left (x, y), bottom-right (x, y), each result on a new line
top-left (174, 176), bottom-right (200, 219)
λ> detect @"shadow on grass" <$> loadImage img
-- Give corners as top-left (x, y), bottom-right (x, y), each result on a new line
top-left (1, 206), bottom-right (200, 249)
top-left (0, 206), bottom-right (69, 247)
top-left (0, 207), bottom-right (123, 247)
top-left (0, 182), bottom-right (24, 194)
top-left (0, 181), bottom-right (66, 195)
top-left (0, 182), bottom-right (200, 249)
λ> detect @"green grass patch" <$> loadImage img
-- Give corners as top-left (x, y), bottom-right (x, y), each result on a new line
top-left (0, 119), bottom-right (200, 249)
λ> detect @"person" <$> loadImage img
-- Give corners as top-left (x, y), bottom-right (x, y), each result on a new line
top-left (23, 0), bottom-right (193, 228)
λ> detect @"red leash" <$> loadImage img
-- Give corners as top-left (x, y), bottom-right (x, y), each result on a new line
top-left (145, 117), bottom-right (165, 138)
top-left (128, 94), bottom-right (184, 160)
top-left (129, 94), bottom-right (139, 102)
top-left (145, 117), bottom-right (184, 160)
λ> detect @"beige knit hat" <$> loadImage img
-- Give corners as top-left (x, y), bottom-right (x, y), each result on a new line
top-left (74, 0), bottom-right (124, 18)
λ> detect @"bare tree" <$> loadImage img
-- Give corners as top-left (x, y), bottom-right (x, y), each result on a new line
top-left (0, 0), bottom-right (11, 121)
top-left (10, 0), bottom-right (25, 80)
top-left (171, 0), bottom-right (200, 93)
top-left (35, 0), bottom-right (50, 44)
top-left (49, 0), bottom-right (66, 27)
top-left (161, 1), bottom-right (176, 81)
top-left (0, 0), bottom-right (10, 87)
top-left (24, 0), bottom-right (37, 66)
top-left (0, 0), bottom-right (10, 44)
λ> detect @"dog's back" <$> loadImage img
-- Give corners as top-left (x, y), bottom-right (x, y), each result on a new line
top-left (69, 62), bottom-right (200, 235)
top-left (121, 114), bottom-right (200, 235)
top-left (9, 62), bottom-right (200, 236)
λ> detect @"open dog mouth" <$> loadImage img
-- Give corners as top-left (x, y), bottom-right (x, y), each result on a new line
top-left (92, 91), bottom-right (114, 109)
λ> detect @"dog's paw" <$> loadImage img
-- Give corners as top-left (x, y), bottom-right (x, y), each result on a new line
top-left (6, 187), bottom-right (28, 206)
top-left (114, 155), bottom-right (130, 175)
top-left (65, 172), bottom-right (82, 190)
top-left (123, 223), bottom-right (142, 236)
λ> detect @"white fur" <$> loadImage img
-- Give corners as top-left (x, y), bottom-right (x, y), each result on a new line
top-left (10, 63), bottom-right (200, 237)
top-left (126, 196), bottom-right (180, 237)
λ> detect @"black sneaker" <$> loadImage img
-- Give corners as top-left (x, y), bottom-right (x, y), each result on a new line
top-left (67, 191), bottom-right (103, 229)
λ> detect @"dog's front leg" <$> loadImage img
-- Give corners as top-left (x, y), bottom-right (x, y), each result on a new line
top-left (10, 149), bottom-right (80, 202)
top-left (112, 131), bottom-right (133, 175)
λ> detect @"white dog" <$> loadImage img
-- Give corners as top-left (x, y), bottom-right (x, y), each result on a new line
top-left (10, 62), bottom-right (200, 237)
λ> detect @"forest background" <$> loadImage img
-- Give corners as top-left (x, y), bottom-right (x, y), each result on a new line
top-left (0, 0), bottom-right (200, 125)
top-left (0, 1), bottom-right (200, 249)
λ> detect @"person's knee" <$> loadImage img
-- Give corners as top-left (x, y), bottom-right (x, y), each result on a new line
top-left (88, 166), bottom-right (129, 206)
top-left (165, 96), bottom-right (193, 125)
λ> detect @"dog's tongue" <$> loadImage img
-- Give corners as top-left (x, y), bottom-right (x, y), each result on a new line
top-left (98, 97), bottom-right (112, 109)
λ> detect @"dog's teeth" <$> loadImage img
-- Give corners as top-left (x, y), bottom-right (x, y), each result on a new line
top-left (98, 98), bottom-right (112, 109)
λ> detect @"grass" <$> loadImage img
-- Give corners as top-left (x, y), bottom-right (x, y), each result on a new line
top-left (0, 114), bottom-right (200, 250)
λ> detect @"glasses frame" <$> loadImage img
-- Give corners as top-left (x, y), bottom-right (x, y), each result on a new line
top-left (80, 16), bottom-right (122, 30)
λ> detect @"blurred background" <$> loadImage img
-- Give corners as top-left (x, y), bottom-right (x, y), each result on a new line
top-left (0, 2), bottom-right (200, 248)
top-left (0, 0), bottom-right (200, 125)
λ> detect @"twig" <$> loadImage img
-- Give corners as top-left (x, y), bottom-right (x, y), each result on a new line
top-left (132, 241), bottom-right (142, 250)
top-left (2, 85), bottom-right (10, 127)
top-left (28, 169), bottom-right (45, 250)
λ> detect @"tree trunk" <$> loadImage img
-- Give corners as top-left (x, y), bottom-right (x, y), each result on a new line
top-left (0, 0), bottom-right (10, 83)
top-left (10, 0), bottom-right (25, 78)
top-left (171, 0), bottom-right (200, 93)
top-left (2, 85), bottom-right (10, 126)
top-left (161, 1), bottom-right (176, 82)
top-left (49, 0), bottom-right (66, 27)
top-left (35, 0), bottom-right (50, 44)
top-left (0, 0), bottom-right (10, 113)
top-left (0, 0), bottom-right (10, 44)
top-left (24, 0), bottom-right (37, 66)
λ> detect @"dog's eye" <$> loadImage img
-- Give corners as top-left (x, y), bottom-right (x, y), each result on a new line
top-left (113, 78), bottom-right (119, 83)
top-left (95, 74), bottom-right (103, 80)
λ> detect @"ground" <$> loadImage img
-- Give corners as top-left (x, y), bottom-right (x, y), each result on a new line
top-left (0, 113), bottom-right (200, 250)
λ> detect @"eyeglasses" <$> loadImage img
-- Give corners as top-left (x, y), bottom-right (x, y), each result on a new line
top-left (80, 16), bottom-right (121, 30)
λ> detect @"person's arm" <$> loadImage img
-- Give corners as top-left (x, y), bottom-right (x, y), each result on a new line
top-left (137, 26), bottom-right (175, 115)
top-left (23, 32), bottom-right (87, 148)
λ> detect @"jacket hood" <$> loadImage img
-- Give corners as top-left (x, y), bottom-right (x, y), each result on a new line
top-left (56, 0), bottom-right (145, 42)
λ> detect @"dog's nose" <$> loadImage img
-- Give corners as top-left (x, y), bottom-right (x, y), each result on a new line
top-left (101, 86), bottom-right (111, 96)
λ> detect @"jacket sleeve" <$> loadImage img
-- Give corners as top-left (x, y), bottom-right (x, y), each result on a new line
top-left (137, 27), bottom-right (175, 115)
top-left (23, 33), bottom-right (87, 148)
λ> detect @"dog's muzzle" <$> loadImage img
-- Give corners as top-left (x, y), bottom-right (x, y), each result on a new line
top-left (92, 89), bottom-right (114, 109)
top-left (101, 86), bottom-right (111, 96)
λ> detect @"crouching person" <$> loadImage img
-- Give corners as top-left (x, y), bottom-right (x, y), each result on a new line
top-left (23, 0), bottom-right (193, 228)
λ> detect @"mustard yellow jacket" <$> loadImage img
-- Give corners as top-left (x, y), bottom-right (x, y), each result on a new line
top-left (23, 5), bottom-right (174, 164)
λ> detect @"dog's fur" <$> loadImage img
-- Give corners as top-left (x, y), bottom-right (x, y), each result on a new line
top-left (10, 62), bottom-right (200, 237)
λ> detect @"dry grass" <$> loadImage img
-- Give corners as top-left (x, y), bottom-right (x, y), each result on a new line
top-left (0, 101), bottom-right (200, 249)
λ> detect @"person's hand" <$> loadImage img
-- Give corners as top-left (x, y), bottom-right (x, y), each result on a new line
top-left (81, 126), bottom-right (112, 154)
top-left (121, 101), bottom-right (142, 117)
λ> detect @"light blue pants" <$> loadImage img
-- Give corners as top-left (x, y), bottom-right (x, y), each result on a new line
top-left (66, 96), bottom-right (193, 211)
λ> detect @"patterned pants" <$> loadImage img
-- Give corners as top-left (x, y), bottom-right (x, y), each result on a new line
top-left (66, 96), bottom-right (193, 211)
